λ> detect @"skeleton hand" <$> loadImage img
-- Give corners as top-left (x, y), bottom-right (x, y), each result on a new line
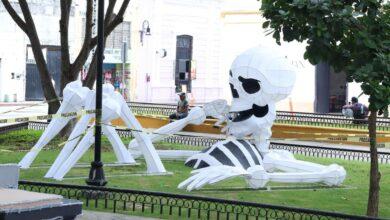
top-left (202, 99), bottom-right (230, 127)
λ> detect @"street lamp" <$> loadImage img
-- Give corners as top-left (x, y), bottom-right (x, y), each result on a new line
top-left (86, 0), bottom-right (107, 187)
top-left (140, 20), bottom-right (151, 46)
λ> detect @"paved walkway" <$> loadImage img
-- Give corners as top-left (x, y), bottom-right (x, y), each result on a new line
top-left (76, 211), bottom-right (159, 220)
top-left (0, 103), bottom-right (47, 127)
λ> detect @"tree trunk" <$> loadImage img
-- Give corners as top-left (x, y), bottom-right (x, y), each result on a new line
top-left (83, 52), bottom-right (98, 89)
top-left (29, 39), bottom-right (60, 114)
top-left (366, 110), bottom-right (380, 217)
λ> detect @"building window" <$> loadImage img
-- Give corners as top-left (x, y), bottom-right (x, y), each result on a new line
top-left (175, 35), bottom-right (193, 93)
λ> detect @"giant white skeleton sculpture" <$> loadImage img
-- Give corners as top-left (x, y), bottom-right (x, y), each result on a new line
top-left (178, 46), bottom-right (347, 191)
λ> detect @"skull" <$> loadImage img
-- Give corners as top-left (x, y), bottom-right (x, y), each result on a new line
top-left (226, 46), bottom-right (296, 138)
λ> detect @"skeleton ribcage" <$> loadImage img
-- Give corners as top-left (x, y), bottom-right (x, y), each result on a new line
top-left (185, 139), bottom-right (263, 169)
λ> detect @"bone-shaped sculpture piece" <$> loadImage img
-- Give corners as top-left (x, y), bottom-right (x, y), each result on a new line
top-left (111, 92), bottom-right (166, 173)
top-left (128, 106), bottom-right (206, 149)
top-left (128, 100), bottom-right (229, 149)
top-left (178, 164), bottom-right (346, 191)
top-left (19, 81), bottom-right (90, 169)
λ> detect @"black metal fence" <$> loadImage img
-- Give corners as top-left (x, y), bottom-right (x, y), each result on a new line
top-left (127, 102), bottom-right (390, 131)
top-left (0, 122), bottom-right (28, 134)
top-left (18, 180), bottom-right (380, 220)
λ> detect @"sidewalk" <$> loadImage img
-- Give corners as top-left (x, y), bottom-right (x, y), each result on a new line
top-left (77, 211), bottom-right (159, 220)
top-left (0, 101), bottom-right (43, 107)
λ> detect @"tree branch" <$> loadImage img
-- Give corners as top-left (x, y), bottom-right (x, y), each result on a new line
top-left (18, 0), bottom-right (59, 110)
top-left (105, 0), bottom-right (117, 27)
top-left (70, 0), bottom-right (93, 78)
top-left (89, 0), bottom-right (131, 48)
top-left (60, 0), bottom-right (72, 76)
top-left (1, 0), bottom-right (28, 33)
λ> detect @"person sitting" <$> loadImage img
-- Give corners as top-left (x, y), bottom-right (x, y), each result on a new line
top-left (342, 97), bottom-right (369, 124)
top-left (169, 92), bottom-right (189, 121)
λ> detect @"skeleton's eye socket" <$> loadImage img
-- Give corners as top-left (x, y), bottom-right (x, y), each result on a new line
top-left (238, 76), bottom-right (260, 94)
top-left (230, 83), bottom-right (239, 98)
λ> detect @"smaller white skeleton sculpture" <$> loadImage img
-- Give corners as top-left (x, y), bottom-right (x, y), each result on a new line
top-left (45, 84), bottom-right (136, 178)
top-left (179, 46), bottom-right (347, 191)
top-left (19, 81), bottom-right (166, 178)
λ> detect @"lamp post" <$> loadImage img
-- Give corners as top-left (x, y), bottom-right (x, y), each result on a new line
top-left (86, 0), bottom-right (107, 186)
top-left (139, 20), bottom-right (151, 46)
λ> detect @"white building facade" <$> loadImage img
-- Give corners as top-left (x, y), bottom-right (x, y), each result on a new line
top-left (0, 0), bottom-right (83, 102)
top-left (127, 0), bottom-right (368, 112)
top-left (0, 0), bottom-right (367, 113)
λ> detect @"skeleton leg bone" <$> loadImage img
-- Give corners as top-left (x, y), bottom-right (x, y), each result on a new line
top-left (262, 150), bottom-right (329, 173)
top-left (52, 127), bottom-right (95, 180)
top-left (112, 92), bottom-right (166, 173)
top-left (247, 165), bottom-right (346, 189)
top-left (44, 91), bottom-right (96, 178)
top-left (19, 81), bottom-right (90, 169)
top-left (102, 123), bottom-right (135, 164)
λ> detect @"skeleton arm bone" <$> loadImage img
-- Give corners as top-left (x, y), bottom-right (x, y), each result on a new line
top-left (129, 100), bottom-right (229, 149)
top-left (128, 106), bottom-right (206, 149)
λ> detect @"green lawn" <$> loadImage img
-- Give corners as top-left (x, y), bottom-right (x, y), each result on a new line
top-left (1, 130), bottom-right (390, 217)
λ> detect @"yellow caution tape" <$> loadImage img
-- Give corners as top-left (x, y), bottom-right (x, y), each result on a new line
top-left (0, 110), bottom-right (96, 124)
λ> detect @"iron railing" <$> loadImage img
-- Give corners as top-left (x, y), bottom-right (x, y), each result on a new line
top-left (18, 181), bottom-right (380, 220)
top-left (0, 122), bottom-right (28, 134)
top-left (17, 121), bottom-right (390, 164)
top-left (127, 102), bottom-right (390, 131)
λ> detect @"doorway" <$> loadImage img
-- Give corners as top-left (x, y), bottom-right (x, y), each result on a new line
top-left (25, 46), bottom-right (61, 101)
top-left (315, 63), bottom-right (347, 113)
top-left (175, 35), bottom-right (193, 93)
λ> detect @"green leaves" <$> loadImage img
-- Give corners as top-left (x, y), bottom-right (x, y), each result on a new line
top-left (260, 0), bottom-right (390, 110)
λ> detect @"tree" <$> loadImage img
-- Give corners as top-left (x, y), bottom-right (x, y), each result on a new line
top-left (1, 0), bottom-right (130, 113)
top-left (261, 0), bottom-right (389, 217)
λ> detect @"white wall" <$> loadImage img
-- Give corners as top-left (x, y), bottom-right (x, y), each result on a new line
top-left (0, 13), bottom-right (28, 102)
top-left (128, 0), bottom-right (363, 112)
top-left (220, 0), bottom-right (315, 112)
top-left (348, 82), bottom-right (369, 106)
top-left (129, 0), bottom-right (224, 104)
top-left (0, 1), bottom-right (83, 102)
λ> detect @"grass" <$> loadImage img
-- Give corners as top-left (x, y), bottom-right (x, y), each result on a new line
top-left (1, 129), bottom-right (390, 218)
